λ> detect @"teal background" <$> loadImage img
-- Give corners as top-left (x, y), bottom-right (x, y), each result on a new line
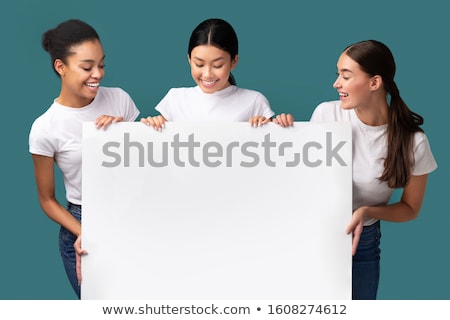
top-left (1, 0), bottom-right (448, 299)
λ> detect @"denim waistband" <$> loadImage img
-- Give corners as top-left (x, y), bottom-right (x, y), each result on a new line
top-left (67, 201), bottom-right (82, 209)
top-left (364, 220), bottom-right (380, 229)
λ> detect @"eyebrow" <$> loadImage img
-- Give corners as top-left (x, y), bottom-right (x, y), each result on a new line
top-left (193, 56), bottom-right (225, 62)
top-left (79, 55), bottom-right (106, 63)
top-left (338, 68), bottom-right (353, 73)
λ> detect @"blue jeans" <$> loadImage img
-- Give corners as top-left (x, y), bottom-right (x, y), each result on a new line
top-left (352, 220), bottom-right (381, 300)
top-left (59, 202), bottom-right (81, 299)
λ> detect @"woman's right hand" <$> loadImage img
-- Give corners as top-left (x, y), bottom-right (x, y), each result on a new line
top-left (273, 113), bottom-right (294, 127)
top-left (141, 115), bottom-right (168, 131)
top-left (75, 235), bottom-right (88, 286)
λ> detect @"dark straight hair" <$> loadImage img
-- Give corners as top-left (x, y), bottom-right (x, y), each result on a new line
top-left (188, 18), bottom-right (238, 85)
top-left (344, 40), bottom-right (424, 188)
top-left (42, 19), bottom-right (100, 77)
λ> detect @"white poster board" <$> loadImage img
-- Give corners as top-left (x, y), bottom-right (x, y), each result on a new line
top-left (82, 122), bottom-right (352, 300)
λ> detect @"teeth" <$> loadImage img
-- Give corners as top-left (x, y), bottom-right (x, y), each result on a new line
top-left (86, 83), bottom-right (99, 88)
top-left (202, 80), bottom-right (216, 85)
top-left (339, 93), bottom-right (348, 97)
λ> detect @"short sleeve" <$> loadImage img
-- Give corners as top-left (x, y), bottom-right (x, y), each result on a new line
top-left (255, 92), bottom-right (275, 118)
top-left (118, 88), bottom-right (140, 121)
top-left (29, 118), bottom-right (55, 157)
top-left (154, 89), bottom-right (173, 120)
top-left (412, 132), bottom-right (438, 176)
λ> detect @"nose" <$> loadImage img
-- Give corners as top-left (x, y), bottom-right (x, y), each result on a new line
top-left (333, 76), bottom-right (340, 89)
top-left (203, 66), bottom-right (213, 78)
top-left (91, 66), bottom-right (104, 79)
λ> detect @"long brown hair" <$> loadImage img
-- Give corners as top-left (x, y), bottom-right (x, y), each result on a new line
top-left (344, 40), bottom-right (424, 188)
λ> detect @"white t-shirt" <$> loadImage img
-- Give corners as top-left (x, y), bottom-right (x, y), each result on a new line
top-left (29, 87), bottom-right (140, 205)
top-left (155, 85), bottom-right (274, 121)
top-left (310, 100), bottom-right (437, 226)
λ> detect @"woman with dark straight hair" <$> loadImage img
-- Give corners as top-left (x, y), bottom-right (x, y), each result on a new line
top-left (307, 40), bottom-right (437, 299)
top-left (141, 18), bottom-right (276, 129)
top-left (188, 18), bottom-right (239, 86)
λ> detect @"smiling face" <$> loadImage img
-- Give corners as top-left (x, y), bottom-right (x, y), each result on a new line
top-left (333, 52), bottom-right (375, 111)
top-left (188, 45), bottom-right (238, 94)
top-left (55, 39), bottom-right (105, 108)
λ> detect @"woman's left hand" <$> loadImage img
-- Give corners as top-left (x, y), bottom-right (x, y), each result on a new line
top-left (248, 116), bottom-right (271, 127)
top-left (273, 113), bottom-right (294, 127)
top-left (95, 115), bottom-right (124, 129)
top-left (346, 206), bottom-right (367, 256)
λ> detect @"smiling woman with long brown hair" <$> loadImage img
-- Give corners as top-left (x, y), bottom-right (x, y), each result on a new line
top-left (310, 40), bottom-right (437, 299)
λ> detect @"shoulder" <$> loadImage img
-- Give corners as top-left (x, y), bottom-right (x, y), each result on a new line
top-left (30, 103), bottom-right (58, 129)
top-left (29, 104), bottom-right (57, 155)
top-left (96, 86), bottom-right (135, 107)
top-left (155, 87), bottom-right (196, 116)
top-left (412, 131), bottom-right (434, 151)
top-left (230, 86), bottom-right (273, 116)
top-left (411, 131), bottom-right (438, 174)
top-left (94, 87), bottom-right (139, 119)
top-left (97, 86), bottom-right (131, 99)
top-left (30, 114), bottom-right (48, 135)
top-left (232, 86), bottom-right (266, 97)
top-left (167, 87), bottom-right (195, 95)
top-left (160, 87), bottom-right (197, 100)
top-left (315, 100), bottom-right (341, 111)
top-left (228, 86), bottom-right (270, 105)
top-left (311, 100), bottom-right (342, 121)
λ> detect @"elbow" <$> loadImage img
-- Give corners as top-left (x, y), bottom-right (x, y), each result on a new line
top-left (409, 211), bottom-right (420, 221)
top-left (37, 195), bottom-right (58, 214)
top-left (403, 202), bottom-right (422, 222)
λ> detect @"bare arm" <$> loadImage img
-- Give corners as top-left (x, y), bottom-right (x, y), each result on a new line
top-left (347, 174), bottom-right (429, 255)
top-left (32, 154), bottom-right (81, 236)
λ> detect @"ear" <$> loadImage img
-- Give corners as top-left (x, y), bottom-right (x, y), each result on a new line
top-left (370, 75), bottom-right (383, 91)
top-left (231, 55), bottom-right (239, 71)
top-left (54, 59), bottom-right (65, 77)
